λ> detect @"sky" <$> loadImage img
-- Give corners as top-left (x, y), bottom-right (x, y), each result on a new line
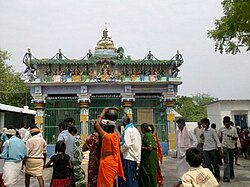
top-left (0, 0), bottom-right (249, 99)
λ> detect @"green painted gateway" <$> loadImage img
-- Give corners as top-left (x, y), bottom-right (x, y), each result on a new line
top-left (23, 27), bottom-right (183, 147)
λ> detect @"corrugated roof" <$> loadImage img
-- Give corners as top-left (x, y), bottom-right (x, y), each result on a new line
top-left (207, 99), bottom-right (250, 105)
top-left (0, 103), bottom-right (36, 115)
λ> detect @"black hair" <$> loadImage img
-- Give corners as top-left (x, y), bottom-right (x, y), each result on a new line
top-left (58, 121), bottom-right (68, 130)
top-left (64, 117), bottom-right (74, 123)
top-left (200, 118), bottom-right (210, 125)
top-left (6, 125), bottom-right (15, 130)
top-left (176, 118), bottom-right (185, 125)
top-left (68, 126), bottom-right (77, 134)
top-left (140, 123), bottom-right (151, 132)
top-left (211, 123), bottom-right (216, 129)
top-left (31, 131), bottom-right (40, 136)
top-left (122, 116), bottom-right (130, 125)
top-left (20, 123), bottom-right (26, 128)
top-left (102, 125), bottom-right (115, 133)
top-left (223, 116), bottom-right (230, 122)
top-left (186, 147), bottom-right (202, 167)
top-left (55, 140), bottom-right (66, 153)
top-left (141, 123), bottom-right (148, 129)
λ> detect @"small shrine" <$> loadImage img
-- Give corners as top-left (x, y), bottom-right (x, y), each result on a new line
top-left (23, 27), bottom-right (183, 150)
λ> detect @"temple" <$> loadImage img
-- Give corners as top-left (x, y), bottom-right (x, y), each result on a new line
top-left (23, 28), bottom-right (183, 152)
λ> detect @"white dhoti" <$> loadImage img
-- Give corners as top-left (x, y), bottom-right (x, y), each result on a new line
top-left (2, 161), bottom-right (22, 187)
top-left (177, 155), bottom-right (189, 180)
top-left (176, 126), bottom-right (197, 181)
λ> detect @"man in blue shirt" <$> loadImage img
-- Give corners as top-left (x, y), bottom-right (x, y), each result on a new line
top-left (0, 127), bottom-right (27, 187)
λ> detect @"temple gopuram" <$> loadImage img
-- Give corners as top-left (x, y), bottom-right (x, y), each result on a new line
top-left (23, 27), bottom-right (183, 152)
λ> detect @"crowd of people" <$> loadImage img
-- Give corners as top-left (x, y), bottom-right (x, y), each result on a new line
top-left (0, 111), bottom-right (250, 187)
top-left (0, 108), bottom-right (164, 187)
top-left (174, 116), bottom-right (250, 187)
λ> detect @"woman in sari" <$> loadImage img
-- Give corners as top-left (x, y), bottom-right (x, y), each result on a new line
top-left (82, 121), bottom-right (101, 187)
top-left (138, 123), bottom-right (158, 187)
top-left (95, 107), bottom-right (125, 187)
top-left (149, 124), bottom-right (163, 187)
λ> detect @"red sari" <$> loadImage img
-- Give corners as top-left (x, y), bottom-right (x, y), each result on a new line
top-left (154, 133), bottom-right (163, 186)
top-left (97, 133), bottom-right (125, 187)
top-left (86, 133), bottom-right (101, 187)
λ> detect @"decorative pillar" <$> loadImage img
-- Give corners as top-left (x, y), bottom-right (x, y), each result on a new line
top-left (121, 98), bottom-right (135, 121)
top-left (32, 100), bottom-right (46, 130)
top-left (164, 97), bottom-right (176, 152)
top-left (78, 98), bottom-right (90, 140)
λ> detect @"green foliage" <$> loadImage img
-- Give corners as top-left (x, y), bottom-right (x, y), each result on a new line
top-left (175, 93), bottom-right (217, 122)
top-left (208, 0), bottom-right (250, 54)
top-left (0, 49), bottom-right (34, 108)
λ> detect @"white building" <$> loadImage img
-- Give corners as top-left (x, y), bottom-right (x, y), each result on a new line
top-left (207, 100), bottom-right (250, 129)
top-left (0, 103), bottom-right (36, 130)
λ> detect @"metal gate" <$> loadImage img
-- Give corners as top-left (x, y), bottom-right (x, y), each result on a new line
top-left (88, 94), bottom-right (122, 134)
top-left (44, 95), bottom-right (80, 144)
top-left (133, 97), bottom-right (167, 141)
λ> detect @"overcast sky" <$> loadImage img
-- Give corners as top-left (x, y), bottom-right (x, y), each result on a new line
top-left (0, 0), bottom-right (249, 99)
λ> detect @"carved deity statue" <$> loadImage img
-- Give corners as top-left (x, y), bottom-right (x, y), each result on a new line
top-left (56, 49), bottom-right (63, 59)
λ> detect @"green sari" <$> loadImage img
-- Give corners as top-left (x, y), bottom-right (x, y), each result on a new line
top-left (139, 132), bottom-right (158, 187)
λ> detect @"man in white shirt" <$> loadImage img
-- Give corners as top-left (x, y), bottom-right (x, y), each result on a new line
top-left (218, 116), bottom-right (238, 182)
top-left (120, 116), bottom-right (141, 187)
top-left (175, 118), bottom-right (198, 187)
top-left (57, 121), bottom-right (74, 160)
top-left (200, 118), bottom-right (222, 182)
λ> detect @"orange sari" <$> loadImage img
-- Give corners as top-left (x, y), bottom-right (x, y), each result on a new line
top-left (97, 133), bottom-right (125, 187)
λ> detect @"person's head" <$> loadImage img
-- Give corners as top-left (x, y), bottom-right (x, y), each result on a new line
top-left (55, 141), bottom-right (66, 153)
top-left (101, 120), bottom-right (115, 133)
top-left (176, 118), bottom-right (185, 131)
top-left (186, 147), bottom-right (202, 167)
top-left (211, 123), bottom-right (216, 130)
top-left (140, 123), bottom-right (152, 134)
top-left (30, 126), bottom-right (41, 136)
top-left (64, 117), bottom-right (74, 128)
top-left (197, 121), bottom-right (202, 128)
top-left (122, 116), bottom-right (130, 126)
top-left (102, 125), bottom-right (115, 133)
top-left (148, 124), bottom-right (155, 134)
top-left (4, 126), bottom-right (17, 139)
top-left (200, 118), bottom-right (210, 130)
top-left (223, 116), bottom-right (231, 128)
top-left (58, 121), bottom-right (68, 132)
top-left (20, 123), bottom-right (26, 128)
top-left (68, 126), bottom-right (77, 136)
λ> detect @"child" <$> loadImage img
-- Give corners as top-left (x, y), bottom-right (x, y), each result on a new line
top-left (182, 147), bottom-right (219, 187)
top-left (45, 141), bottom-right (72, 187)
top-left (68, 126), bottom-right (86, 187)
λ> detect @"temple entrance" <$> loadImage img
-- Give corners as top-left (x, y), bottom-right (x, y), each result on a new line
top-left (88, 94), bottom-right (122, 126)
top-left (133, 95), bottom-right (167, 141)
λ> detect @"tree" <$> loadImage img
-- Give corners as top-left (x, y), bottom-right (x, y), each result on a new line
top-left (175, 93), bottom-right (217, 122)
top-left (0, 49), bottom-right (34, 108)
top-left (208, 0), bottom-right (250, 54)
